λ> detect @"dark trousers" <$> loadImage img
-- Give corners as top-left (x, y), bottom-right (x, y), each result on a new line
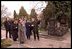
top-left (26, 32), bottom-right (31, 40)
top-left (6, 30), bottom-right (12, 38)
top-left (12, 36), bottom-right (17, 41)
top-left (26, 29), bottom-right (31, 40)
top-left (27, 35), bottom-right (30, 40)
top-left (33, 30), bottom-right (39, 40)
top-left (12, 30), bottom-right (18, 41)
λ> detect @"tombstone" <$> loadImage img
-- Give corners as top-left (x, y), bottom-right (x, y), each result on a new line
top-left (48, 16), bottom-right (68, 36)
top-left (55, 14), bottom-right (68, 36)
top-left (48, 18), bottom-right (56, 36)
top-left (55, 23), bottom-right (68, 36)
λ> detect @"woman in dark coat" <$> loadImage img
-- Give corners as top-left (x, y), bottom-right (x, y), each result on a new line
top-left (12, 20), bottom-right (18, 41)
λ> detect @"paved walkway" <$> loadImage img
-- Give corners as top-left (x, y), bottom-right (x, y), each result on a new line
top-left (1, 30), bottom-right (71, 48)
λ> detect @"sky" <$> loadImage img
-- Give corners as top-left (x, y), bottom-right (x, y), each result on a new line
top-left (1, 1), bottom-right (47, 18)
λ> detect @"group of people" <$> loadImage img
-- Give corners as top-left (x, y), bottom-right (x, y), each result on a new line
top-left (4, 17), bottom-right (40, 44)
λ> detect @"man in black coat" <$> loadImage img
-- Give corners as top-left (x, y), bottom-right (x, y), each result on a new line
top-left (4, 19), bottom-right (11, 38)
top-left (12, 20), bottom-right (18, 41)
top-left (25, 20), bottom-right (32, 40)
top-left (9, 20), bottom-right (14, 38)
top-left (31, 18), bottom-right (40, 40)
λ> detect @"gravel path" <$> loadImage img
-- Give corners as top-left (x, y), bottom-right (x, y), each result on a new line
top-left (1, 30), bottom-right (71, 48)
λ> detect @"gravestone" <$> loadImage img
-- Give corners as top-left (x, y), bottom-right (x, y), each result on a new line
top-left (47, 17), bottom-right (68, 36)
top-left (55, 15), bottom-right (68, 36)
top-left (48, 18), bottom-right (56, 36)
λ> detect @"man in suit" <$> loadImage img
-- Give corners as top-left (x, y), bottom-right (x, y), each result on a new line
top-left (31, 18), bottom-right (40, 40)
top-left (25, 20), bottom-right (32, 40)
top-left (4, 18), bottom-right (11, 38)
top-left (12, 20), bottom-right (18, 41)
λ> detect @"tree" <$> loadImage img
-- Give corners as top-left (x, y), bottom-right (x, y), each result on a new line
top-left (30, 1), bottom-right (47, 11)
top-left (1, 5), bottom-right (7, 17)
top-left (52, 1), bottom-right (71, 18)
top-left (19, 6), bottom-right (28, 18)
top-left (1, 5), bottom-right (10, 17)
top-left (30, 1), bottom-right (48, 29)
top-left (30, 8), bottom-right (37, 20)
top-left (42, 1), bottom-right (71, 29)
top-left (14, 10), bottom-right (18, 19)
top-left (42, 1), bottom-right (56, 29)
top-left (1, 5), bottom-right (11, 27)
top-left (51, 1), bottom-right (71, 28)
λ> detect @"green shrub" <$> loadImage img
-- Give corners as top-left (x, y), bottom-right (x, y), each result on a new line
top-left (1, 39), bottom-right (13, 48)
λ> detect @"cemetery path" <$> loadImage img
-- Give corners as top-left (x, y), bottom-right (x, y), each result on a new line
top-left (1, 29), bottom-right (71, 48)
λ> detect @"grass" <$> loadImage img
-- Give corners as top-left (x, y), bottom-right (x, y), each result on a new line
top-left (1, 39), bottom-right (13, 48)
top-left (38, 28), bottom-right (46, 33)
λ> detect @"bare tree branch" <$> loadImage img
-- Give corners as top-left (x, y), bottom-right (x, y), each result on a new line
top-left (1, 5), bottom-right (11, 17)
